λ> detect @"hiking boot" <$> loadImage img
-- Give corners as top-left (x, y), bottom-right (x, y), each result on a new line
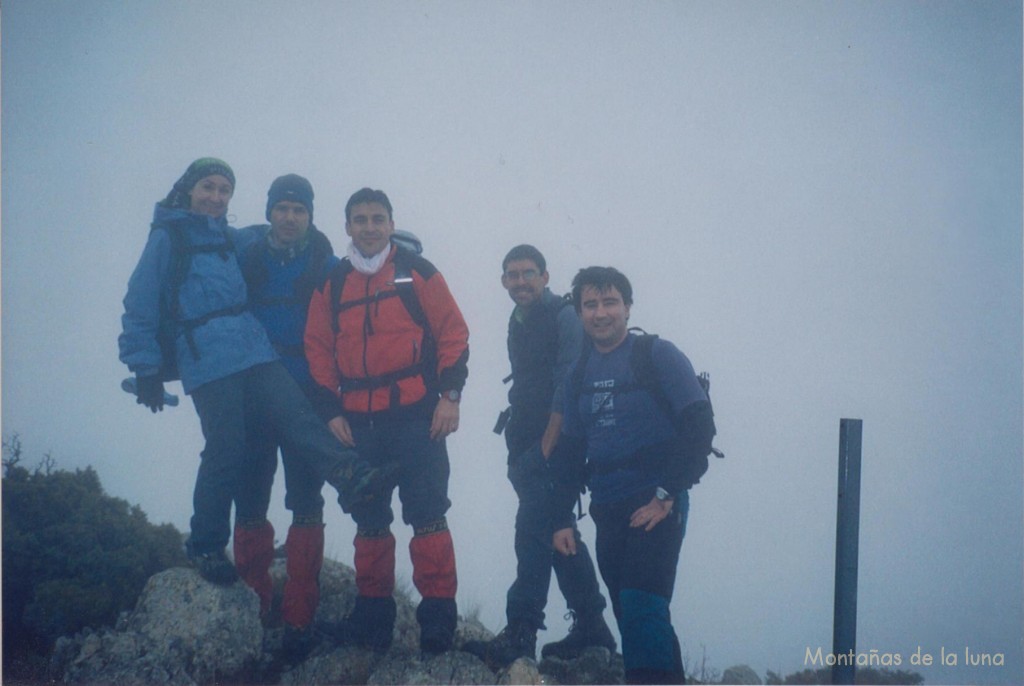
top-left (188, 548), bottom-right (239, 585)
top-left (463, 621), bottom-right (537, 668)
top-left (417, 597), bottom-right (457, 655)
top-left (541, 610), bottom-right (617, 660)
top-left (280, 626), bottom-right (316, 667)
top-left (322, 596), bottom-right (396, 653)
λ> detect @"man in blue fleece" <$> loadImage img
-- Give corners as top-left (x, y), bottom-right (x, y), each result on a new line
top-left (550, 266), bottom-right (716, 685)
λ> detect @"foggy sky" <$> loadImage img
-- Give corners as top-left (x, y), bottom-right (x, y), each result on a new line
top-left (2, 2), bottom-right (1021, 684)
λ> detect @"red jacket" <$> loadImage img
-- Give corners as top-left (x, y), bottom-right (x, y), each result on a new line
top-left (305, 245), bottom-right (469, 417)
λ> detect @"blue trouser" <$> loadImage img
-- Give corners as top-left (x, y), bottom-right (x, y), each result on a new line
top-left (590, 488), bottom-right (689, 684)
top-left (506, 442), bottom-right (606, 631)
top-left (234, 416), bottom-right (326, 525)
top-left (188, 362), bottom-right (355, 553)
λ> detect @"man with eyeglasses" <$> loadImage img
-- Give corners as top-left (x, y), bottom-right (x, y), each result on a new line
top-left (465, 245), bottom-right (614, 668)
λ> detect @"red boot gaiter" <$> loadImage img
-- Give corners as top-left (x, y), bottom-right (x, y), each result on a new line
top-left (409, 524), bottom-right (458, 599)
top-left (281, 523), bottom-right (325, 628)
top-left (354, 530), bottom-right (396, 598)
top-left (233, 520), bottom-right (275, 617)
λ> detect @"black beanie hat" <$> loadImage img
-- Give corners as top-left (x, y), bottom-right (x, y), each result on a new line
top-left (266, 174), bottom-right (314, 222)
top-left (163, 157), bottom-right (235, 209)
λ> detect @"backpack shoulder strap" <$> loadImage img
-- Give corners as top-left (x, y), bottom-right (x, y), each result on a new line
top-left (628, 330), bottom-right (675, 421)
top-left (238, 232), bottom-right (269, 294)
top-left (567, 336), bottom-right (593, 411)
top-left (293, 227), bottom-right (333, 301)
top-left (392, 246), bottom-right (430, 333)
top-left (151, 222), bottom-right (188, 319)
top-left (328, 258), bottom-right (355, 334)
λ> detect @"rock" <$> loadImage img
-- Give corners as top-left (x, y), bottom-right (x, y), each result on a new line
top-left (455, 616), bottom-right (495, 647)
top-left (370, 651), bottom-right (496, 685)
top-left (59, 567), bottom-right (262, 685)
top-left (539, 646), bottom-right (625, 685)
top-left (721, 664), bottom-right (762, 685)
top-left (281, 645), bottom-right (381, 685)
top-left (51, 555), bottom-right (626, 685)
top-left (130, 567), bottom-right (263, 681)
top-left (497, 656), bottom-right (543, 685)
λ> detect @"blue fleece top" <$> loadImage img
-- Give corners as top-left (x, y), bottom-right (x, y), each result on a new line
top-left (239, 225), bottom-right (339, 390)
top-left (562, 333), bottom-right (707, 504)
top-left (118, 204), bottom-right (278, 394)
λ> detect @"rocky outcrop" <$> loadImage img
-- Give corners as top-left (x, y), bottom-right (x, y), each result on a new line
top-left (51, 556), bottom-right (621, 685)
top-left (720, 664), bottom-right (762, 684)
top-left (54, 567), bottom-right (262, 684)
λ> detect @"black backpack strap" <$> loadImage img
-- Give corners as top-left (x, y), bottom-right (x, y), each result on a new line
top-left (392, 247), bottom-right (437, 397)
top-left (567, 335), bottom-right (592, 413)
top-left (392, 247), bottom-right (428, 328)
top-left (155, 222), bottom-right (242, 362)
top-left (294, 227), bottom-right (334, 303)
top-left (238, 227), bottom-right (270, 296)
top-left (329, 259), bottom-right (356, 335)
top-left (628, 332), bottom-right (675, 422)
top-left (152, 222), bottom-right (188, 321)
top-left (152, 222), bottom-right (188, 379)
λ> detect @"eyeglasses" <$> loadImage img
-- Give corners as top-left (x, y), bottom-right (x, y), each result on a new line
top-left (504, 269), bottom-right (540, 282)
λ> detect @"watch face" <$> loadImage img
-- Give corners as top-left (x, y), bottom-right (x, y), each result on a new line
top-left (447, 389), bottom-right (460, 402)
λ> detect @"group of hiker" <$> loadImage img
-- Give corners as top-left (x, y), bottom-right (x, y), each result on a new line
top-left (118, 157), bottom-right (717, 684)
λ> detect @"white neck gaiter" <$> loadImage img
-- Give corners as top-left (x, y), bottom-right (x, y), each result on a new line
top-left (348, 242), bottom-right (391, 275)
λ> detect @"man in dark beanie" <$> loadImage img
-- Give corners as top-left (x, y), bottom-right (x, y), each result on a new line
top-left (232, 174), bottom-right (338, 661)
top-left (266, 173), bottom-right (314, 220)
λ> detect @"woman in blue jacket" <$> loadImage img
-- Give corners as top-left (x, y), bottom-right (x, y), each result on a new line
top-left (119, 158), bottom-right (379, 584)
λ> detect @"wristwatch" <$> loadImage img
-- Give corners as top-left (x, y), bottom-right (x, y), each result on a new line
top-left (655, 487), bottom-right (674, 502)
top-left (444, 389), bottom-right (461, 403)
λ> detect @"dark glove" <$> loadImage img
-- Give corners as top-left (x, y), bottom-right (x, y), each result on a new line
top-left (136, 375), bottom-right (165, 413)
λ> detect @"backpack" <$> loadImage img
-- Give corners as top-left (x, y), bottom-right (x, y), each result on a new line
top-left (568, 327), bottom-right (724, 459)
top-left (326, 233), bottom-right (437, 404)
top-left (153, 220), bottom-right (243, 382)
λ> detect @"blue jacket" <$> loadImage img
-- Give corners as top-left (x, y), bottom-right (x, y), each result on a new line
top-left (237, 224), bottom-right (339, 392)
top-left (119, 204), bottom-right (278, 394)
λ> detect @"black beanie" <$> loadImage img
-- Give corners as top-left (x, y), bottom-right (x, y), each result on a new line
top-left (266, 174), bottom-right (314, 222)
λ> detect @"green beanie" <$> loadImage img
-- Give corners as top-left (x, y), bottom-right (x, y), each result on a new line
top-left (163, 157), bottom-right (235, 209)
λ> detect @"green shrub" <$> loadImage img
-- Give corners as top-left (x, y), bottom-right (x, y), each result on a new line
top-left (2, 435), bottom-right (188, 669)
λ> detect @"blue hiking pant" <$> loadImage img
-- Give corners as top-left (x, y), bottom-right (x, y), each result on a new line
top-left (590, 488), bottom-right (689, 684)
top-left (234, 415), bottom-right (326, 525)
top-left (506, 442), bottom-right (606, 631)
top-left (188, 362), bottom-right (354, 553)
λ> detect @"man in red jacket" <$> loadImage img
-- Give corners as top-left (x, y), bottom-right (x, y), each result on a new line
top-left (305, 188), bottom-right (469, 655)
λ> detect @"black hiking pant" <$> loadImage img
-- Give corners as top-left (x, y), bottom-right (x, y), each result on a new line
top-left (506, 441), bottom-right (607, 631)
top-left (591, 488), bottom-right (689, 684)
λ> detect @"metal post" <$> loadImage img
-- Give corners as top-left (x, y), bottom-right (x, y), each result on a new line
top-left (832, 418), bottom-right (863, 685)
